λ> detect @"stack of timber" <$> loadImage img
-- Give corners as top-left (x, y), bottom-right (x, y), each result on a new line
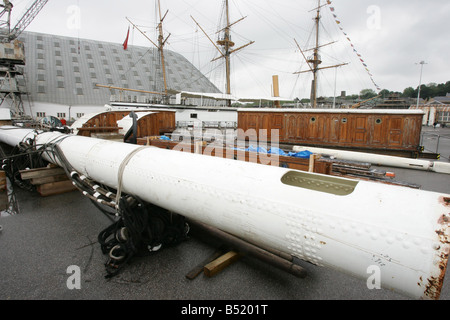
top-left (137, 136), bottom-right (417, 188)
top-left (320, 157), bottom-right (420, 188)
top-left (19, 165), bottom-right (76, 196)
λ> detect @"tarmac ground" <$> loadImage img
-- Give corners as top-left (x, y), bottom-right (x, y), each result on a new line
top-left (0, 126), bottom-right (449, 306)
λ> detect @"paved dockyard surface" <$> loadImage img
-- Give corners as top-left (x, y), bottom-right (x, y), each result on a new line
top-left (0, 127), bottom-right (449, 304)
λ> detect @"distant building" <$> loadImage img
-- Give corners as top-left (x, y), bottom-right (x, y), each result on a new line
top-left (374, 93), bottom-right (410, 109)
top-left (426, 93), bottom-right (450, 105)
top-left (410, 93), bottom-right (450, 126)
top-left (6, 31), bottom-right (220, 120)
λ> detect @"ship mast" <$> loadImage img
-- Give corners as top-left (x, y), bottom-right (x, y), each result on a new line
top-left (310, 0), bottom-right (322, 109)
top-left (156, 0), bottom-right (169, 99)
top-left (294, 0), bottom-right (347, 108)
top-left (191, 0), bottom-right (254, 107)
top-left (125, 0), bottom-right (170, 102)
top-left (221, 0), bottom-right (233, 105)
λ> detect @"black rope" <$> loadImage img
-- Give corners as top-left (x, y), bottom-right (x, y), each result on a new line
top-left (98, 196), bottom-right (189, 278)
top-left (0, 140), bottom-right (48, 191)
top-left (4, 132), bottom-right (190, 279)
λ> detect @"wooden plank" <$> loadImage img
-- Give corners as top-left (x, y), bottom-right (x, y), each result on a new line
top-left (0, 170), bottom-right (6, 190)
top-left (31, 174), bottom-right (69, 186)
top-left (185, 248), bottom-right (226, 280)
top-left (78, 126), bottom-right (122, 131)
top-left (0, 190), bottom-right (8, 211)
top-left (36, 180), bottom-right (76, 197)
top-left (20, 167), bottom-right (65, 180)
top-left (203, 251), bottom-right (241, 278)
top-left (308, 154), bottom-right (320, 172)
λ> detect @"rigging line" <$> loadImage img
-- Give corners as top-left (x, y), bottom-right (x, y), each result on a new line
top-left (247, 5), bottom-right (294, 44)
top-left (319, 49), bottom-right (345, 64)
top-left (218, 0), bottom-right (226, 32)
top-left (290, 73), bottom-right (303, 98)
top-left (194, 61), bottom-right (227, 88)
top-left (228, 30), bottom-right (253, 44)
top-left (331, 39), bottom-right (372, 90)
top-left (192, 26), bottom-right (200, 72)
top-left (121, 48), bottom-right (153, 77)
top-left (230, 0), bottom-right (245, 19)
top-left (318, 16), bottom-right (335, 44)
top-left (247, 0), bottom-right (305, 37)
top-left (302, 21), bottom-right (317, 51)
top-left (181, 0), bottom-right (217, 27)
top-left (317, 69), bottom-right (336, 97)
top-left (231, 64), bottom-right (286, 98)
top-left (237, 54), bottom-right (296, 75)
top-left (189, 29), bottom-right (209, 88)
top-left (243, 49), bottom-right (300, 64)
top-left (326, 5), bottom-right (380, 91)
top-left (245, 46), bottom-right (295, 52)
top-left (234, 55), bottom-right (270, 97)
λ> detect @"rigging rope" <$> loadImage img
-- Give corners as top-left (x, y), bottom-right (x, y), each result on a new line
top-left (326, 1), bottom-right (381, 92)
top-left (115, 146), bottom-right (148, 210)
top-left (2, 132), bottom-right (190, 279)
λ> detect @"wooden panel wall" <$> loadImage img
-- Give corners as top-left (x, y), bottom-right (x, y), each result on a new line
top-left (237, 111), bottom-right (423, 152)
top-left (77, 111), bottom-right (175, 138)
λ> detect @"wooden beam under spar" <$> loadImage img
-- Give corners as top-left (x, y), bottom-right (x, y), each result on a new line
top-left (188, 219), bottom-right (307, 279)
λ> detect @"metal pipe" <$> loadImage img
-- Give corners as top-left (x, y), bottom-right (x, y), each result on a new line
top-left (293, 145), bottom-right (450, 174)
top-left (436, 135), bottom-right (440, 154)
top-left (0, 126), bottom-right (449, 300)
top-left (188, 219), bottom-right (306, 278)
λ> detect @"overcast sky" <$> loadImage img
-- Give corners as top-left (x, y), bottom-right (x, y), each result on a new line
top-left (9, 0), bottom-right (450, 100)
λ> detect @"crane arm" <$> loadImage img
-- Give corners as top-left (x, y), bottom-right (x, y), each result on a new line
top-left (9, 0), bottom-right (48, 40)
top-left (351, 94), bottom-right (381, 109)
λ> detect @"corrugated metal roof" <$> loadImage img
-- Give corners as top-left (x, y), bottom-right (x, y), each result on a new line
top-left (18, 31), bottom-right (220, 106)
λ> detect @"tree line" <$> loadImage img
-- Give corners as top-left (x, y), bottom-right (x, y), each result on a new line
top-left (242, 80), bottom-right (450, 106)
top-left (355, 81), bottom-right (450, 100)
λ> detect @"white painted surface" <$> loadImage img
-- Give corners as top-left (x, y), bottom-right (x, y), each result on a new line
top-left (293, 145), bottom-right (450, 174)
top-left (0, 127), bottom-right (448, 300)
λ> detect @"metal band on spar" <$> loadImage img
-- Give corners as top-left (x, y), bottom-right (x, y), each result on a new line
top-left (0, 126), bottom-right (449, 300)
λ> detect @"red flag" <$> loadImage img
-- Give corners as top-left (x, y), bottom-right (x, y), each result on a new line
top-left (123, 27), bottom-right (130, 50)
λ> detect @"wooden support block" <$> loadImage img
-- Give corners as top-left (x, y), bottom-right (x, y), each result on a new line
top-left (20, 167), bottom-right (66, 180)
top-left (188, 219), bottom-right (307, 279)
top-left (91, 133), bottom-right (124, 140)
top-left (0, 170), bottom-right (6, 191)
top-left (31, 174), bottom-right (69, 186)
top-left (308, 154), bottom-right (320, 172)
top-left (0, 192), bottom-right (7, 211)
top-left (36, 180), bottom-right (76, 197)
top-left (185, 248), bottom-right (225, 280)
top-left (203, 251), bottom-right (241, 278)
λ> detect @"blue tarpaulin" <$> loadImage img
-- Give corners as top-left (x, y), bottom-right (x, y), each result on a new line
top-left (235, 145), bottom-right (313, 159)
top-left (287, 150), bottom-right (313, 158)
top-left (157, 136), bottom-right (312, 158)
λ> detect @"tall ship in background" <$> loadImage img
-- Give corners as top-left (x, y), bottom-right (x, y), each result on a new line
top-left (0, 0), bottom-right (435, 159)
